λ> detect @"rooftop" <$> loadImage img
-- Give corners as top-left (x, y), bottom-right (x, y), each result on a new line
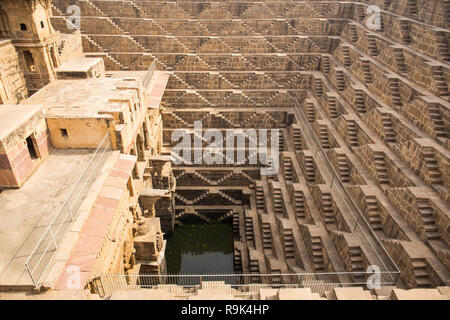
top-left (23, 77), bottom-right (140, 118)
top-left (0, 148), bottom-right (107, 288)
top-left (55, 57), bottom-right (103, 73)
top-left (22, 70), bottom-right (169, 118)
top-left (0, 105), bottom-right (43, 141)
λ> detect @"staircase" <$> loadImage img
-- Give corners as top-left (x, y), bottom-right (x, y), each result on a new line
top-left (384, 0), bottom-right (393, 10)
top-left (234, 250), bottom-right (243, 272)
top-left (193, 171), bottom-right (214, 185)
top-left (322, 193), bottom-right (336, 226)
top-left (319, 126), bottom-right (330, 149)
top-left (431, 66), bottom-right (449, 97)
top-left (347, 121), bottom-right (359, 147)
top-left (245, 216), bottom-right (255, 244)
top-left (367, 34), bottom-right (379, 56)
top-left (388, 77), bottom-right (402, 107)
top-left (365, 196), bottom-right (383, 231)
top-left (216, 172), bottom-right (235, 185)
top-left (233, 212), bottom-right (240, 237)
top-left (428, 105), bottom-right (447, 138)
top-left (293, 190), bottom-right (306, 218)
top-left (217, 190), bottom-right (241, 205)
top-left (292, 126), bottom-right (303, 150)
top-left (261, 223), bottom-right (272, 250)
top-left (306, 101), bottom-right (316, 122)
top-left (283, 229), bottom-right (295, 259)
top-left (373, 151), bottom-right (389, 185)
top-left (356, 5), bottom-right (365, 20)
top-left (411, 258), bottom-right (433, 288)
top-left (323, 56), bottom-right (331, 74)
top-left (337, 154), bottom-right (350, 182)
top-left (335, 70), bottom-right (346, 91)
top-left (283, 157), bottom-right (294, 182)
top-left (381, 114), bottom-right (396, 143)
top-left (393, 47), bottom-right (407, 74)
top-left (304, 156), bottom-right (316, 183)
top-left (342, 46), bottom-right (351, 66)
top-left (400, 20), bottom-right (411, 44)
top-left (416, 201), bottom-right (441, 240)
top-left (255, 185), bottom-right (266, 211)
top-left (279, 131), bottom-right (285, 152)
top-left (436, 31), bottom-right (450, 63)
top-left (249, 259), bottom-right (260, 273)
top-left (348, 24), bottom-right (358, 43)
top-left (310, 237), bottom-right (325, 271)
top-left (328, 96), bottom-right (339, 119)
top-left (407, 0), bottom-right (418, 17)
top-left (315, 79), bottom-right (323, 97)
top-left (361, 59), bottom-right (373, 84)
top-left (354, 90), bottom-right (366, 113)
top-left (272, 188), bottom-right (285, 215)
top-left (421, 150), bottom-right (443, 185)
top-left (348, 247), bottom-right (365, 273)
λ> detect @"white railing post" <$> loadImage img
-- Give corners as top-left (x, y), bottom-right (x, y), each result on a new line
top-left (49, 228), bottom-right (58, 249)
top-left (66, 202), bottom-right (74, 220)
top-left (24, 134), bottom-right (111, 287)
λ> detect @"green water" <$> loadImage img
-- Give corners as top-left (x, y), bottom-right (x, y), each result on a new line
top-left (165, 222), bottom-right (234, 274)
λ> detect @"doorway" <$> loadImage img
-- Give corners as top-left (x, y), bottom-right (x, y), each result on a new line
top-left (25, 135), bottom-right (40, 160)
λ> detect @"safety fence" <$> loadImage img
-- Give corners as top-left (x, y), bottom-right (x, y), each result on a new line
top-left (92, 271), bottom-right (400, 298)
top-left (293, 98), bottom-right (400, 275)
top-left (25, 134), bottom-right (112, 287)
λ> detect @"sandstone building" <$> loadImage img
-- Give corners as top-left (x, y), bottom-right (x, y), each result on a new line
top-left (0, 0), bottom-right (448, 300)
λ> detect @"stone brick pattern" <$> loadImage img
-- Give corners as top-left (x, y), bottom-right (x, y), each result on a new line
top-left (49, 0), bottom-right (450, 290)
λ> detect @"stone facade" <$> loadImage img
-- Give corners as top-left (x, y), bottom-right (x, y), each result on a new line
top-left (0, 0), bottom-right (448, 299)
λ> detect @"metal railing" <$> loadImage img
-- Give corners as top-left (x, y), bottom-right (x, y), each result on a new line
top-left (293, 98), bottom-right (399, 277)
top-left (25, 134), bottom-right (112, 288)
top-left (92, 271), bottom-right (400, 298)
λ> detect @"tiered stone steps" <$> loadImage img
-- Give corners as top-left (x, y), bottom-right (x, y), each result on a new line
top-left (410, 258), bottom-right (433, 288)
top-left (381, 114), bottom-right (396, 143)
top-left (255, 184), bottom-right (266, 211)
top-left (327, 95), bottom-right (339, 119)
top-left (365, 196), bottom-right (383, 231)
top-left (245, 214), bottom-right (255, 245)
top-left (335, 70), bottom-right (346, 91)
top-left (319, 126), bottom-right (330, 149)
top-left (292, 190), bottom-right (306, 219)
top-left (282, 156), bottom-right (294, 182)
top-left (321, 193), bottom-right (336, 227)
top-left (336, 154), bottom-right (350, 183)
top-left (261, 222), bottom-right (273, 250)
top-left (292, 126), bottom-right (303, 151)
top-left (388, 77), bottom-right (402, 107)
top-left (360, 59), bottom-right (373, 84)
top-left (367, 34), bottom-right (379, 56)
top-left (347, 121), bottom-right (359, 147)
top-left (373, 151), bottom-right (390, 186)
top-left (354, 89), bottom-right (366, 113)
top-left (348, 247), bottom-right (365, 273)
top-left (416, 201), bottom-right (441, 241)
top-left (421, 150), bottom-right (443, 185)
top-left (304, 155), bottom-right (316, 183)
top-left (272, 187), bottom-right (285, 216)
top-left (310, 236), bottom-right (325, 271)
top-left (393, 47), bottom-right (407, 74)
top-left (282, 228), bottom-right (295, 259)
